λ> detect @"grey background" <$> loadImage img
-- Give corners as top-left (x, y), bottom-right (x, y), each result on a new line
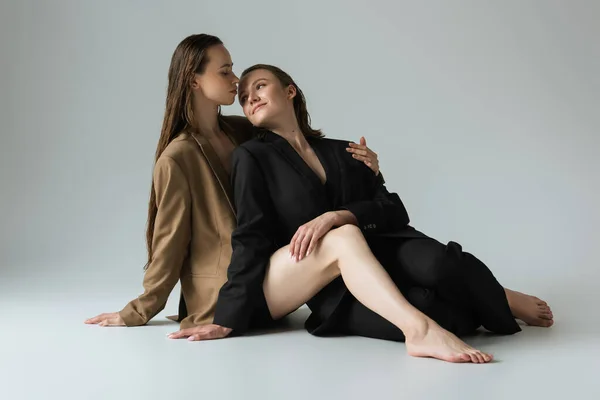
top-left (1, 1), bottom-right (599, 399)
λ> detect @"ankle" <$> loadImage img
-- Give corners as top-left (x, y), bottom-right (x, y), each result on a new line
top-left (401, 315), bottom-right (430, 341)
top-left (504, 289), bottom-right (516, 308)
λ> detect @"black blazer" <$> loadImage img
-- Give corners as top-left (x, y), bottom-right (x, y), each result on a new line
top-left (213, 130), bottom-right (425, 333)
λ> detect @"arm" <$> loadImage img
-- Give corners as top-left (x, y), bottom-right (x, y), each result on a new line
top-left (212, 147), bottom-right (277, 333)
top-left (289, 175), bottom-right (406, 261)
top-left (222, 115), bottom-right (256, 142)
top-left (339, 170), bottom-right (410, 235)
top-left (119, 156), bottom-right (191, 326)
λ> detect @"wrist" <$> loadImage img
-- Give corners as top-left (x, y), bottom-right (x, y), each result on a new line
top-left (329, 210), bottom-right (357, 226)
top-left (328, 211), bottom-right (342, 226)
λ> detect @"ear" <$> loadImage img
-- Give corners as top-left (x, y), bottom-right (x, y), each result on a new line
top-left (190, 74), bottom-right (201, 90)
top-left (286, 84), bottom-right (297, 100)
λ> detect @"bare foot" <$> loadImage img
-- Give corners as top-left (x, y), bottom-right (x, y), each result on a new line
top-left (505, 289), bottom-right (554, 327)
top-left (405, 318), bottom-right (493, 364)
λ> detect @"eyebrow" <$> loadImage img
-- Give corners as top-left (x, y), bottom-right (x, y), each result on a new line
top-left (220, 63), bottom-right (233, 68)
top-left (239, 78), bottom-right (268, 98)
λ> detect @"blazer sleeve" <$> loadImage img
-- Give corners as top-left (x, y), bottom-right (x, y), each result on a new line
top-left (222, 115), bottom-right (256, 143)
top-left (212, 146), bottom-right (277, 332)
top-left (340, 166), bottom-right (410, 235)
top-left (119, 156), bottom-right (191, 326)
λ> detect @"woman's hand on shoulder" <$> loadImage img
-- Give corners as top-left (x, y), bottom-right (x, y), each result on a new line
top-left (346, 136), bottom-right (380, 175)
top-left (85, 312), bottom-right (126, 327)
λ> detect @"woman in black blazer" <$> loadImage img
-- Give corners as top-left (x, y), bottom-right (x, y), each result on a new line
top-left (169, 64), bottom-right (553, 363)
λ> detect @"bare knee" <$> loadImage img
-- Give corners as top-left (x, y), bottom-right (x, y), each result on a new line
top-left (327, 224), bottom-right (363, 241)
top-left (320, 224), bottom-right (364, 255)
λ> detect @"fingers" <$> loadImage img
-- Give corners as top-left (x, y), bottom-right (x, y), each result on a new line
top-left (347, 144), bottom-right (379, 173)
top-left (168, 329), bottom-right (195, 339)
top-left (289, 231), bottom-right (300, 259)
top-left (290, 226), bottom-right (307, 259)
top-left (305, 228), bottom-right (326, 259)
top-left (346, 146), bottom-right (368, 156)
top-left (360, 136), bottom-right (366, 146)
top-left (186, 328), bottom-right (226, 341)
top-left (352, 154), bottom-right (377, 171)
top-left (293, 231), bottom-right (306, 261)
top-left (98, 317), bottom-right (124, 327)
top-left (85, 313), bottom-right (111, 324)
top-left (187, 331), bottom-right (215, 341)
top-left (297, 232), bottom-right (312, 261)
top-left (351, 154), bottom-right (371, 163)
top-left (306, 236), bottom-right (317, 258)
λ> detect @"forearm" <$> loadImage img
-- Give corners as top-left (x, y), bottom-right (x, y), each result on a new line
top-left (330, 210), bottom-right (359, 227)
top-left (120, 156), bottom-right (191, 326)
top-left (214, 146), bottom-right (277, 333)
top-left (119, 260), bottom-right (181, 326)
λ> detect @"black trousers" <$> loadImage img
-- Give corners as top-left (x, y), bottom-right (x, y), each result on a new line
top-left (337, 237), bottom-right (521, 342)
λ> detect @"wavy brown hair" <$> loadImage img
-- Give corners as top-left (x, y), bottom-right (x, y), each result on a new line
top-left (240, 64), bottom-right (323, 138)
top-left (144, 33), bottom-right (223, 269)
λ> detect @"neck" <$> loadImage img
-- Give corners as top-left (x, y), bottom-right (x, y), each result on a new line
top-left (271, 119), bottom-right (307, 150)
top-left (192, 96), bottom-right (221, 138)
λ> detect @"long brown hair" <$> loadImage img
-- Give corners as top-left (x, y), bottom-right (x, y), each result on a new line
top-left (240, 64), bottom-right (323, 138)
top-left (144, 34), bottom-right (223, 269)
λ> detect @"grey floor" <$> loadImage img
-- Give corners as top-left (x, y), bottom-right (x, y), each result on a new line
top-left (1, 268), bottom-right (599, 400)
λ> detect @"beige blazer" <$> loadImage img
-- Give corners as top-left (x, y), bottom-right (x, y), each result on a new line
top-left (119, 116), bottom-right (253, 329)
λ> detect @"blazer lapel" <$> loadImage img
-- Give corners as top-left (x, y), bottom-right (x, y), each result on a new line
top-left (312, 138), bottom-right (345, 206)
top-left (190, 133), bottom-right (236, 215)
top-left (262, 131), bottom-right (325, 195)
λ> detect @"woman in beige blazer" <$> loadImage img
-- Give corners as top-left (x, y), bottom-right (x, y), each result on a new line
top-left (84, 34), bottom-right (381, 329)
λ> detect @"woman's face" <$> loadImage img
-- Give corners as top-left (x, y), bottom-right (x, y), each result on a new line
top-left (238, 69), bottom-right (295, 128)
top-left (192, 44), bottom-right (239, 105)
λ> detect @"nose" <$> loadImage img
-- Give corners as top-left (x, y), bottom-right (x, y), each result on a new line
top-left (232, 72), bottom-right (240, 84)
top-left (249, 91), bottom-right (260, 104)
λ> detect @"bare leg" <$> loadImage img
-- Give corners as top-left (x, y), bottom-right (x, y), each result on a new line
top-left (263, 225), bottom-right (492, 364)
top-left (505, 288), bottom-right (554, 327)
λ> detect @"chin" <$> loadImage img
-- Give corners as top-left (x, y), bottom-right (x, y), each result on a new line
top-left (249, 115), bottom-right (269, 128)
top-left (222, 97), bottom-right (236, 106)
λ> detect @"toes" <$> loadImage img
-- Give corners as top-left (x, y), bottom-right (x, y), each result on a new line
top-left (540, 308), bottom-right (552, 314)
top-left (468, 352), bottom-right (479, 363)
top-left (476, 352), bottom-right (489, 363)
top-left (467, 350), bottom-right (492, 363)
top-left (538, 306), bottom-right (553, 316)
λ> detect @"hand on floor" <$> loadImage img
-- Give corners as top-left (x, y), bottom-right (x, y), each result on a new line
top-left (85, 312), bottom-right (126, 327)
top-left (168, 324), bottom-right (232, 341)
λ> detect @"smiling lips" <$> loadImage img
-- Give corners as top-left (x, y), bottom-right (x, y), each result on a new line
top-left (252, 103), bottom-right (266, 114)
